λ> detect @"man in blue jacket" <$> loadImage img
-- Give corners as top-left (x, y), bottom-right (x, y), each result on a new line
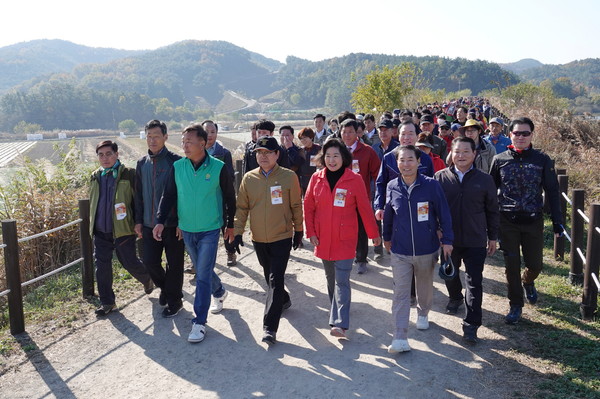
top-left (135, 120), bottom-right (185, 318)
top-left (383, 145), bottom-right (453, 353)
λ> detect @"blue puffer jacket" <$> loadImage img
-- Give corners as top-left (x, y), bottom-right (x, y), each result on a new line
top-left (383, 173), bottom-right (453, 256)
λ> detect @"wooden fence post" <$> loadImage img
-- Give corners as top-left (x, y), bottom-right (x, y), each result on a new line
top-left (2, 220), bottom-right (24, 335)
top-left (554, 174), bottom-right (568, 260)
top-left (570, 189), bottom-right (585, 285)
top-left (78, 200), bottom-right (94, 298)
top-left (581, 203), bottom-right (600, 320)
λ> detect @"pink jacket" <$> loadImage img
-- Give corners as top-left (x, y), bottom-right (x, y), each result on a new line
top-left (304, 168), bottom-right (379, 261)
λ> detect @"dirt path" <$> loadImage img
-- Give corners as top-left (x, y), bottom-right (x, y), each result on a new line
top-left (0, 237), bottom-right (551, 399)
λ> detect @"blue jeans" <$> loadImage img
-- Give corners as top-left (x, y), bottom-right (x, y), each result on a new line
top-left (183, 229), bottom-right (222, 325)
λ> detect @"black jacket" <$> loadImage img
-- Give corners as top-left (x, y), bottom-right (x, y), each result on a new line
top-left (489, 146), bottom-right (562, 227)
top-left (435, 166), bottom-right (499, 247)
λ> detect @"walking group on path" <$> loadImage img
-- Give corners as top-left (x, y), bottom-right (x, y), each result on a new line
top-left (88, 97), bottom-right (563, 354)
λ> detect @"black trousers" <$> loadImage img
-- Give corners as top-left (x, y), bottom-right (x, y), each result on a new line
top-left (355, 213), bottom-right (368, 263)
top-left (142, 226), bottom-right (185, 307)
top-left (253, 238), bottom-right (292, 332)
top-left (445, 246), bottom-right (487, 327)
top-left (500, 215), bottom-right (544, 307)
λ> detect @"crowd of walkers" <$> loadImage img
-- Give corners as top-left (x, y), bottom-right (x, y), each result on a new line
top-left (88, 97), bottom-right (563, 353)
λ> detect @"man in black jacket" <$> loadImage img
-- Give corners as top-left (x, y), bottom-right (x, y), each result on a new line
top-left (135, 120), bottom-right (185, 317)
top-left (489, 117), bottom-right (563, 325)
top-left (435, 137), bottom-right (499, 343)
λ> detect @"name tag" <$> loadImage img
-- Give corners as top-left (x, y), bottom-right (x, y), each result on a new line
top-left (352, 159), bottom-right (360, 173)
top-left (417, 202), bottom-right (429, 222)
top-left (115, 203), bottom-right (127, 220)
top-left (309, 155), bottom-right (316, 167)
top-left (334, 188), bottom-right (347, 207)
top-left (270, 186), bottom-right (283, 204)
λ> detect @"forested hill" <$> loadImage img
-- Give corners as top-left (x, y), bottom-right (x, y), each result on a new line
top-left (518, 58), bottom-right (600, 88)
top-left (0, 39), bottom-right (144, 94)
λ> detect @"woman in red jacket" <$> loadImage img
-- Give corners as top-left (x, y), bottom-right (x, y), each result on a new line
top-left (304, 139), bottom-right (381, 339)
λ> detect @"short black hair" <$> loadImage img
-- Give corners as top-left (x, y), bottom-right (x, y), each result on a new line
top-left (202, 120), bottom-right (218, 132)
top-left (509, 117), bottom-right (535, 132)
top-left (394, 145), bottom-right (421, 160)
top-left (279, 125), bottom-right (294, 134)
top-left (145, 120), bottom-right (167, 135)
top-left (336, 111), bottom-right (356, 124)
top-left (182, 123), bottom-right (208, 142)
top-left (340, 119), bottom-right (358, 131)
top-left (96, 140), bottom-right (118, 153)
top-left (452, 136), bottom-right (477, 152)
top-left (256, 119), bottom-right (276, 132)
top-left (364, 113), bottom-right (375, 122)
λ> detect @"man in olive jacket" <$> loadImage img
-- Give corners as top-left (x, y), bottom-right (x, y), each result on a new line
top-left (90, 140), bottom-right (153, 316)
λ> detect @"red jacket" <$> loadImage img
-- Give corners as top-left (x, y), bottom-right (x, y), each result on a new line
top-left (350, 141), bottom-right (381, 198)
top-left (429, 152), bottom-right (446, 173)
top-left (304, 168), bottom-right (379, 261)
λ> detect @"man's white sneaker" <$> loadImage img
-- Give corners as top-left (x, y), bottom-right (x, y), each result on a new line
top-left (416, 315), bottom-right (429, 330)
top-left (188, 323), bottom-right (206, 343)
top-left (388, 339), bottom-right (411, 353)
top-left (209, 290), bottom-right (228, 314)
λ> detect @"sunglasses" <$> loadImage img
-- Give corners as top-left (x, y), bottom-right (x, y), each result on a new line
top-left (511, 131), bottom-right (532, 137)
top-left (440, 126), bottom-right (450, 130)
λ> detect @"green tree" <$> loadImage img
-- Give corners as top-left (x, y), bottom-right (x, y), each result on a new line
top-left (351, 63), bottom-right (424, 115)
top-left (13, 121), bottom-right (42, 134)
top-left (118, 119), bottom-right (138, 133)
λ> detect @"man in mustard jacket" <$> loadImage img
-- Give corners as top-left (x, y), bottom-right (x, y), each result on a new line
top-left (232, 136), bottom-right (303, 345)
top-left (89, 140), bottom-right (153, 316)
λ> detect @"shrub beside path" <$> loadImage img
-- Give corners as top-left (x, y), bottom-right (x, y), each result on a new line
top-left (0, 237), bottom-right (578, 398)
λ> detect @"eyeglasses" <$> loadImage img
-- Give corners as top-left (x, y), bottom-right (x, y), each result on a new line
top-left (97, 151), bottom-right (115, 158)
top-left (511, 131), bottom-right (532, 137)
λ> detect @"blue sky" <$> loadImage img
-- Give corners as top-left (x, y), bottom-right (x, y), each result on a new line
top-left (2, 0), bottom-right (598, 65)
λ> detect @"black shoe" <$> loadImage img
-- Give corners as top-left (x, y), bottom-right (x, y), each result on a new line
top-left (162, 302), bottom-right (183, 318)
top-left (95, 304), bottom-right (116, 316)
top-left (159, 292), bottom-right (167, 307)
top-left (462, 323), bottom-right (479, 344)
top-left (283, 299), bottom-right (292, 310)
top-left (143, 279), bottom-right (154, 295)
top-left (262, 330), bottom-right (277, 345)
top-left (227, 252), bottom-right (237, 267)
top-left (523, 283), bottom-right (538, 304)
top-left (505, 306), bottom-right (522, 324)
top-left (446, 298), bottom-right (463, 315)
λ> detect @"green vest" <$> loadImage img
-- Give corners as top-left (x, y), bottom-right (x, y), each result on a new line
top-left (174, 155), bottom-right (225, 233)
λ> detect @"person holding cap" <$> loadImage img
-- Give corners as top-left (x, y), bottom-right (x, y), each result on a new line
top-left (419, 114), bottom-right (448, 161)
top-left (435, 137), bottom-right (499, 343)
top-left (489, 117), bottom-right (563, 325)
top-left (457, 119), bottom-right (496, 173)
top-left (232, 135), bottom-right (303, 345)
top-left (415, 133), bottom-right (446, 172)
top-left (484, 117), bottom-right (511, 154)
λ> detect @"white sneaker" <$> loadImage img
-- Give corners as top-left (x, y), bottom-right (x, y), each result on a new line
top-left (388, 339), bottom-right (411, 353)
top-left (209, 290), bottom-right (228, 314)
top-left (416, 315), bottom-right (429, 330)
top-left (188, 322), bottom-right (206, 343)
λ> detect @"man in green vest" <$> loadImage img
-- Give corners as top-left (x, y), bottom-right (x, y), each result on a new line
top-left (153, 124), bottom-right (236, 343)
